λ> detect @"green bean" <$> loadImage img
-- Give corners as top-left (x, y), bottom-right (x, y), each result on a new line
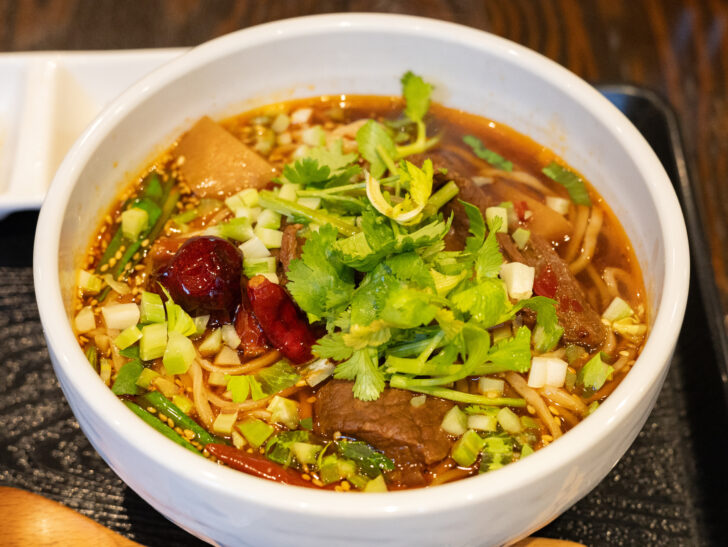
top-left (139, 391), bottom-right (220, 446)
top-left (123, 400), bottom-right (201, 454)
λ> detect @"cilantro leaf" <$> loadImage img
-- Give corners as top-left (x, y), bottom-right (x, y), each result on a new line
top-left (336, 440), bottom-right (395, 478)
top-left (542, 161), bottom-right (592, 206)
top-left (400, 158), bottom-right (434, 210)
top-left (463, 135), bottom-right (513, 172)
top-left (396, 216), bottom-right (452, 252)
top-left (283, 157), bottom-right (330, 185)
top-left (484, 326), bottom-right (532, 373)
top-left (350, 263), bottom-right (400, 326)
top-left (313, 332), bottom-right (354, 361)
top-left (475, 223), bottom-right (503, 279)
top-left (401, 71), bottom-right (433, 124)
top-left (385, 252), bottom-right (435, 290)
top-left (333, 347), bottom-right (385, 401)
top-left (287, 224), bottom-right (355, 321)
top-left (380, 287), bottom-right (439, 329)
top-left (517, 296), bottom-right (564, 352)
top-left (307, 138), bottom-right (358, 173)
top-left (450, 278), bottom-right (512, 329)
top-left (256, 361), bottom-right (301, 395)
top-left (461, 200), bottom-right (485, 253)
top-left (356, 120), bottom-right (397, 178)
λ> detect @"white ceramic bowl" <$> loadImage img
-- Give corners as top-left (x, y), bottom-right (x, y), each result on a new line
top-left (33, 13), bottom-right (689, 547)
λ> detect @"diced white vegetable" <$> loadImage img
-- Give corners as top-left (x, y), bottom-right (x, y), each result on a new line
top-left (255, 227), bottom-right (283, 249)
top-left (440, 406), bottom-right (468, 436)
top-left (213, 411), bottom-right (238, 435)
top-left (290, 107), bottom-right (312, 124)
top-left (467, 414), bottom-right (497, 432)
top-left (221, 324), bottom-right (241, 349)
top-left (545, 357), bottom-right (568, 388)
top-left (101, 303), bottom-right (140, 330)
top-left (198, 328), bottom-right (222, 356)
top-left (121, 207), bottom-right (148, 240)
top-left (305, 358), bottom-right (335, 387)
top-left (207, 371), bottom-right (227, 386)
top-left (485, 206), bottom-right (508, 232)
top-left (292, 145), bottom-right (309, 159)
top-left (602, 296), bottom-right (634, 322)
top-left (239, 236), bottom-right (271, 259)
top-left (527, 356), bottom-right (549, 388)
top-left (497, 408), bottom-right (522, 433)
top-left (277, 132), bottom-right (292, 145)
top-left (278, 183), bottom-right (300, 202)
top-left (302, 125), bottom-right (326, 146)
top-left (259, 272), bottom-right (280, 284)
top-left (214, 345), bottom-right (241, 365)
top-left (499, 262), bottom-right (535, 301)
top-left (511, 228), bottom-right (530, 250)
top-left (102, 274), bottom-right (131, 295)
top-left (478, 377), bottom-right (505, 395)
top-left (296, 197), bottom-right (321, 210)
top-left (74, 306), bottom-right (96, 333)
top-left (546, 196), bottom-right (570, 215)
top-left (410, 395), bottom-right (427, 407)
top-left (271, 113), bottom-right (290, 133)
top-left (472, 176), bottom-right (493, 186)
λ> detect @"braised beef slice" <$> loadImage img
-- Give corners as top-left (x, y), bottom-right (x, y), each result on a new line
top-left (278, 223), bottom-right (304, 276)
top-left (314, 380), bottom-right (453, 485)
top-left (497, 232), bottom-right (606, 350)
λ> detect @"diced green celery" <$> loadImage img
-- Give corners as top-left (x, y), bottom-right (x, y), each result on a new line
top-left (441, 406), bottom-right (468, 436)
top-left (271, 113), bottom-right (290, 133)
top-left (451, 430), bottom-right (486, 467)
top-left (113, 325), bottom-right (142, 350)
top-left (259, 272), bottom-right (279, 284)
top-left (249, 377), bottom-right (267, 400)
top-left (267, 396), bottom-right (299, 429)
top-left (153, 376), bottom-right (179, 398)
top-left (319, 460), bottom-right (343, 485)
top-left (602, 296), bottom-right (634, 322)
top-left (193, 315), bottom-right (209, 335)
top-left (216, 217), bottom-right (254, 242)
top-left (255, 209), bottom-right (281, 229)
top-left (430, 269), bottom-right (467, 297)
top-left (163, 331), bottom-right (196, 375)
top-left (467, 414), bottom-right (497, 432)
top-left (231, 429), bottom-right (246, 449)
top-left (564, 344), bottom-right (587, 364)
top-left (485, 207), bottom-right (508, 233)
top-left (520, 444), bottom-right (534, 458)
top-left (208, 371), bottom-right (227, 386)
top-left (239, 236), bottom-right (271, 259)
top-left (213, 411), bottom-right (238, 435)
top-left (78, 270), bottom-right (103, 294)
top-left (135, 367), bottom-right (160, 389)
top-left (240, 188), bottom-right (260, 207)
top-left (255, 226), bottom-right (283, 249)
top-left (140, 323), bottom-right (167, 361)
top-left (198, 328), bottom-right (222, 356)
top-left (121, 207), bottom-right (149, 240)
top-left (214, 346), bottom-right (241, 365)
top-left (221, 324), bottom-right (241, 349)
top-left (512, 228), bottom-right (530, 250)
top-left (296, 197), bottom-right (321, 210)
top-left (172, 394), bottom-right (194, 415)
top-left (363, 474), bottom-right (388, 492)
top-left (520, 416), bottom-right (541, 430)
top-left (166, 301), bottom-right (197, 336)
top-left (278, 183), bottom-right (300, 202)
top-left (140, 291), bottom-right (165, 324)
top-left (243, 257), bottom-right (277, 277)
top-left (237, 419), bottom-right (274, 448)
top-left (291, 442), bottom-right (321, 465)
top-left (497, 407), bottom-right (522, 433)
top-left (337, 459), bottom-right (357, 479)
top-left (410, 395), bottom-right (427, 407)
top-left (577, 353), bottom-right (614, 391)
top-left (99, 358), bottom-right (112, 385)
top-left (111, 360), bottom-right (144, 395)
top-left (226, 375), bottom-right (250, 402)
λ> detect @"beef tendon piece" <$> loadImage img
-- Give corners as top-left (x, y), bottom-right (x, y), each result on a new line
top-left (498, 233), bottom-right (606, 350)
top-left (314, 380), bottom-right (453, 486)
top-left (174, 116), bottom-right (276, 199)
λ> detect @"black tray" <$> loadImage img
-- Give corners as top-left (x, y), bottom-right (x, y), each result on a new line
top-left (1, 86), bottom-right (726, 546)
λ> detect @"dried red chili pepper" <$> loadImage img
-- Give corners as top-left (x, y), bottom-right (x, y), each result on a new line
top-left (533, 264), bottom-right (558, 299)
top-left (234, 297), bottom-right (270, 358)
top-left (206, 443), bottom-right (319, 488)
top-left (247, 275), bottom-right (315, 364)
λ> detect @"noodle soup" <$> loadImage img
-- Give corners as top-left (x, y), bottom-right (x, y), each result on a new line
top-left (73, 73), bottom-right (646, 491)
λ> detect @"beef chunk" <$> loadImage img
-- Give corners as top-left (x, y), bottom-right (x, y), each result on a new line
top-left (498, 233), bottom-right (606, 350)
top-left (174, 116), bottom-right (276, 199)
top-left (314, 380), bottom-right (453, 486)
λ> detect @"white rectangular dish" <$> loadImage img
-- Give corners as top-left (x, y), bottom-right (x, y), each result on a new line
top-left (0, 48), bottom-right (185, 218)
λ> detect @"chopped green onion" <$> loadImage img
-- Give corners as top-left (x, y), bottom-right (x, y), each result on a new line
top-left (140, 323), bottom-right (167, 361)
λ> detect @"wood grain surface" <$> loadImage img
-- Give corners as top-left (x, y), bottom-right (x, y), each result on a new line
top-left (2, 0), bottom-right (724, 319)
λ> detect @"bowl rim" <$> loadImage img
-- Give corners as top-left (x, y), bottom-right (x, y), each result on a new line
top-left (33, 12), bottom-right (689, 519)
